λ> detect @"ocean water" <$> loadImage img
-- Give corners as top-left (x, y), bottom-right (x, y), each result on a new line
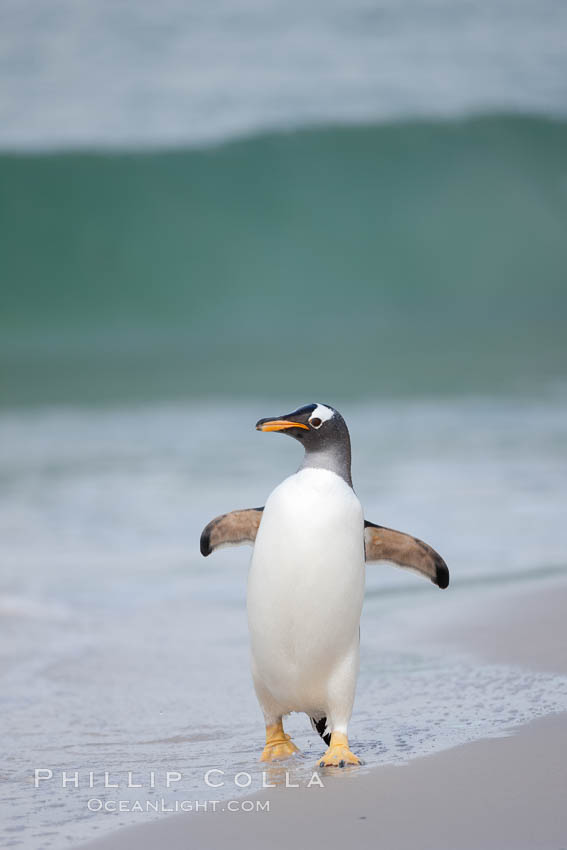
top-left (2, 395), bottom-right (567, 848)
top-left (2, 1), bottom-right (567, 406)
top-left (2, 115), bottom-right (567, 406)
top-left (2, 0), bottom-right (567, 150)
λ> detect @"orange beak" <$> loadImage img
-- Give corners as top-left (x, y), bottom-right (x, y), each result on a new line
top-left (256, 419), bottom-right (309, 432)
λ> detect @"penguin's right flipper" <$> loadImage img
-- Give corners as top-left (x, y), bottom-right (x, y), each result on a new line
top-left (200, 508), bottom-right (264, 556)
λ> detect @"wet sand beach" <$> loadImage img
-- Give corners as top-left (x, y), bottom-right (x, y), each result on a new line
top-left (79, 579), bottom-right (567, 850)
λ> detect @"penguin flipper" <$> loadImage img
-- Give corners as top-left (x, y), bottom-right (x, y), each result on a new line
top-left (200, 508), bottom-right (264, 556)
top-left (364, 520), bottom-right (449, 589)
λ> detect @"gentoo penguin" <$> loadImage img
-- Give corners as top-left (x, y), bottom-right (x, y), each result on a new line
top-left (200, 403), bottom-right (449, 767)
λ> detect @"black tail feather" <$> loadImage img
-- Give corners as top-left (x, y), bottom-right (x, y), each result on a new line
top-left (311, 716), bottom-right (331, 746)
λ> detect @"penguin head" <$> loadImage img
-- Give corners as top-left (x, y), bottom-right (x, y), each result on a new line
top-left (255, 403), bottom-right (349, 451)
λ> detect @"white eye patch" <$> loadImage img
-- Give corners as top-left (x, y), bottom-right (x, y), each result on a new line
top-left (310, 404), bottom-right (334, 425)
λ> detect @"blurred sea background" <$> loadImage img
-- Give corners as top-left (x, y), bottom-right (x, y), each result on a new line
top-left (1, 1), bottom-right (567, 848)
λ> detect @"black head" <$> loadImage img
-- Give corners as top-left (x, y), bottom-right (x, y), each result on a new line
top-left (255, 403), bottom-right (352, 486)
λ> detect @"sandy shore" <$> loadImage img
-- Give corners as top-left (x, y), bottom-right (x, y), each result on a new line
top-left (80, 579), bottom-right (567, 850)
top-left (435, 578), bottom-right (567, 674)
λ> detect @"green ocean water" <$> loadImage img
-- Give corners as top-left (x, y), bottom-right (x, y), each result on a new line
top-left (2, 115), bottom-right (566, 405)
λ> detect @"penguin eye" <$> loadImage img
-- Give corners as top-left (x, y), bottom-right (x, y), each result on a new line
top-left (309, 417), bottom-right (322, 429)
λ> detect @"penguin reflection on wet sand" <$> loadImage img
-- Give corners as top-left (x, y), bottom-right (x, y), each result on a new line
top-left (200, 404), bottom-right (449, 768)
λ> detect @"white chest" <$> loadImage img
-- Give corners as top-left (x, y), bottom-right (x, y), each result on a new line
top-left (256, 467), bottom-right (363, 563)
top-left (247, 468), bottom-right (365, 710)
top-left (249, 468), bottom-right (365, 617)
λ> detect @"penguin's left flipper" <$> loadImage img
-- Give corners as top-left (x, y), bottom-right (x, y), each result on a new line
top-left (200, 508), bottom-right (264, 556)
top-left (364, 521), bottom-right (449, 589)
